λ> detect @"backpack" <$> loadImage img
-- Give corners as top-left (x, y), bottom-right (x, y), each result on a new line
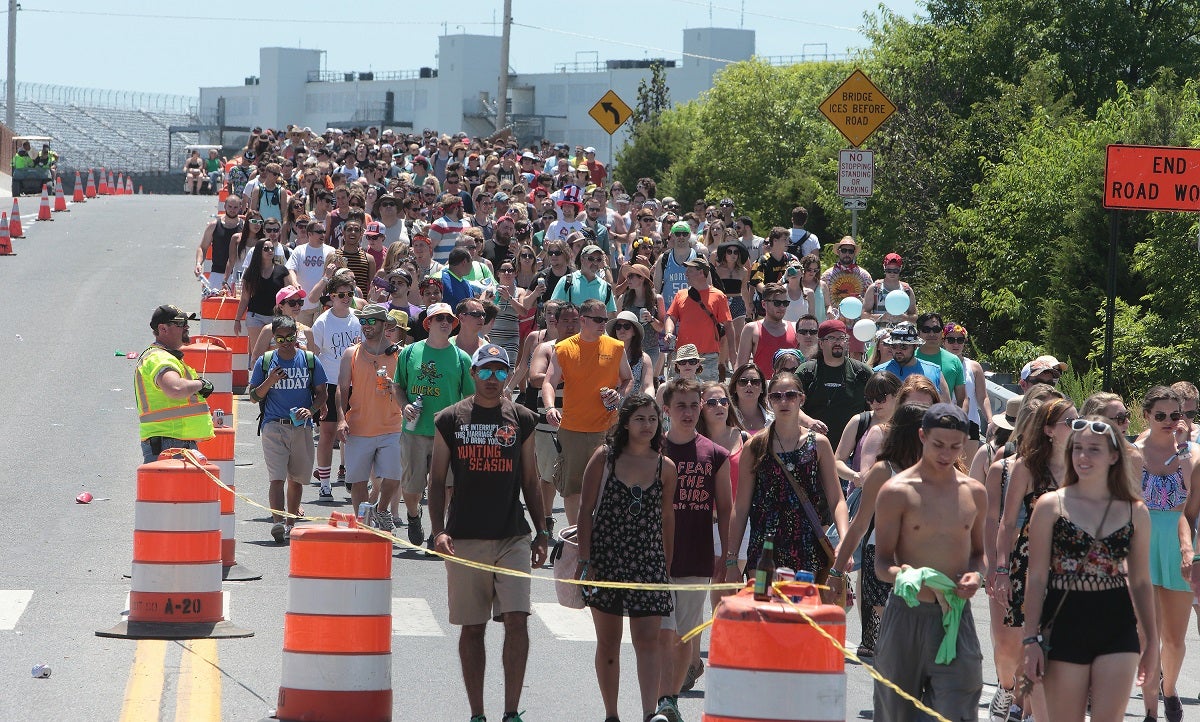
top-left (255, 349), bottom-right (317, 435)
top-left (787, 229), bottom-right (809, 257)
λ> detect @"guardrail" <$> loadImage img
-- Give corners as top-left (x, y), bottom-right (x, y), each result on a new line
top-left (0, 81), bottom-right (197, 114)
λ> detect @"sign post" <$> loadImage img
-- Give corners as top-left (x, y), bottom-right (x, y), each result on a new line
top-left (820, 69), bottom-right (894, 240)
top-left (1101, 144), bottom-right (1200, 389)
top-left (589, 90), bottom-right (633, 166)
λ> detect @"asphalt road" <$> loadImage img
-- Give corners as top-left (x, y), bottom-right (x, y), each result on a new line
top-left (0, 195), bottom-right (1197, 722)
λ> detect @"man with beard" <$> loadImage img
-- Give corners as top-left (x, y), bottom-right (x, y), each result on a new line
top-left (136, 305), bottom-right (216, 463)
top-left (795, 319), bottom-right (872, 449)
top-left (873, 322), bottom-right (951, 402)
top-left (483, 215), bottom-right (517, 268)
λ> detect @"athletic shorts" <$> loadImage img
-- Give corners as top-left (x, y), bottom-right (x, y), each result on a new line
top-left (261, 420), bottom-right (315, 482)
top-left (535, 429), bottom-right (559, 482)
top-left (554, 429), bottom-right (605, 496)
top-left (662, 577), bottom-right (709, 634)
top-left (319, 384), bottom-right (338, 424)
top-left (400, 433), bottom-right (434, 495)
top-left (344, 432), bottom-right (403, 483)
top-left (446, 535), bottom-right (532, 626)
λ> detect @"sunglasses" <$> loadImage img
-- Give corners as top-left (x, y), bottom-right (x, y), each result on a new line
top-left (1152, 411), bottom-right (1185, 422)
top-left (429, 314), bottom-right (454, 324)
top-left (264, 227), bottom-right (281, 233)
top-left (1186, 410), bottom-right (1199, 420)
top-left (1069, 418), bottom-right (1117, 440)
top-left (546, 250), bottom-right (564, 257)
top-left (581, 315), bottom-right (607, 324)
top-left (944, 337), bottom-right (966, 344)
top-left (274, 334), bottom-right (297, 343)
top-left (1109, 411), bottom-right (1132, 424)
top-left (460, 310), bottom-right (487, 319)
top-left (519, 253), bottom-right (534, 259)
top-left (704, 397), bottom-right (730, 407)
top-left (282, 298), bottom-right (303, 307)
top-left (361, 318), bottom-right (383, 326)
top-left (767, 390), bottom-right (803, 402)
top-left (838, 247), bottom-right (855, 253)
top-left (676, 358), bottom-right (700, 366)
top-left (736, 377), bottom-right (762, 387)
top-left (883, 268), bottom-right (901, 274)
top-left (308, 227), bottom-right (326, 234)
top-left (766, 299), bottom-right (789, 308)
top-left (866, 394), bottom-right (890, 404)
top-left (797, 329), bottom-right (819, 336)
top-left (476, 368), bottom-right (509, 381)
top-left (585, 255), bottom-right (606, 263)
top-left (628, 484), bottom-right (644, 517)
top-left (920, 326), bottom-right (943, 333)
top-left (332, 292), bottom-right (353, 299)
top-left (262, 245), bottom-right (275, 252)
top-left (166, 320), bottom-right (189, 328)
top-left (612, 321), bottom-right (635, 332)
top-left (672, 232), bottom-right (690, 237)
top-left (499, 267), bottom-right (515, 273)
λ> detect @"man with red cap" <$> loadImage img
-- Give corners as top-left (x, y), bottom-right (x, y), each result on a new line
top-left (795, 318), bottom-right (873, 449)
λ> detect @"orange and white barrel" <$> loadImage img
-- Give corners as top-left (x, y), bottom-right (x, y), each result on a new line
top-left (96, 449), bottom-right (252, 640)
top-left (273, 512), bottom-right (392, 722)
top-left (196, 427), bottom-right (260, 581)
top-left (199, 296), bottom-right (248, 388)
top-left (182, 336), bottom-right (232, 417)
top-left (703, 583), bottom-right (845, 722)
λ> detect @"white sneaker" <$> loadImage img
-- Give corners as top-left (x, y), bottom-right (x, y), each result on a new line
top-left (989, 686), bottom-right (1015, 722)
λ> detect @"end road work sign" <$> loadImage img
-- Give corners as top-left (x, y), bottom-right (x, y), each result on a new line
top-left (1104, 144), bottom-right (1200, 212)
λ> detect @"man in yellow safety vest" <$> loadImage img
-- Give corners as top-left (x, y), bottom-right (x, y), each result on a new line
top-left (136, 304), bottom-right (215, 463)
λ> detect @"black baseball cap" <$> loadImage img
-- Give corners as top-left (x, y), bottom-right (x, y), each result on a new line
top-left (150, 304), bottom-right (198, 330)
top-left (922, 403), bottom-right (970, 434)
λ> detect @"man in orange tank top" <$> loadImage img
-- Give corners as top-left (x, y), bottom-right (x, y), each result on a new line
top-left (336, 304), bottom-right (406, 527)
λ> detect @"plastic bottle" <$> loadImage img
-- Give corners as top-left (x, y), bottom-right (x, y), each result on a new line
top-left (376, 366), bottom-right (388, 392)
top-left (406, 395), bottom-right (423, 431)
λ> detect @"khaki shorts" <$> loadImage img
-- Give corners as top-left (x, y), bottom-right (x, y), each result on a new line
top-left (446, 535), bottom-right (532, 626)
top-left (261, 420), bottom-right (315, 482)
top-left (662, 577), bottom-right (709, 634)
top-left (296, 307), bottom-right (319, 327)
top-left (553, 429), bottom-right (606, 496)
top-left (400, 433), bottom-right (434, 495)
top-left (344, 432), bottom-right (402, 483)
top-left (535, 429), bottom-right (560, 482)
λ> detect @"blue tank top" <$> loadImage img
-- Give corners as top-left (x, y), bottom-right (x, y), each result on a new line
top-left (661, 250), bottom-right (694, 302)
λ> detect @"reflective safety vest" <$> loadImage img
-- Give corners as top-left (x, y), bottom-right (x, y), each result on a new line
top-left (135, 346), bottom-right (215, 442)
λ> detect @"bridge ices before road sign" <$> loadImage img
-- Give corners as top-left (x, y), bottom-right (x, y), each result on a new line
top-left (819, 69), bottom-right (895, 147)
top-left (839, 150), bottom-right (874, 198)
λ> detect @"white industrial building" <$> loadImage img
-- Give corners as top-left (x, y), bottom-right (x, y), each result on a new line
top-left (198, 28), bottom-right (830, 155)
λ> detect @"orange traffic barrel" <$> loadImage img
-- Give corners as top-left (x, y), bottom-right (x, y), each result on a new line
top-left (197, 427), bottom-right (261, 582)
top-left (182, 335), bottom-right (233, 417)
top-left (97, 449), bottom-right (253, 640)
top-left (199, 296), bottom-right (249, 389)
top-left (269, 512), bottom-right (392, 722)
top-left (702, 582), bottom-right (845, 722)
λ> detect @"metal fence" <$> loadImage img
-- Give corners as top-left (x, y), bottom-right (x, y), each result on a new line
top-left (307, 69), bottom-right (432, 83)
top-left (0, 81), bottom-right (197, 114)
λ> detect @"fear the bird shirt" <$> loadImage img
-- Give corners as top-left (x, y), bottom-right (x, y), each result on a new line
top-left (435, 398), bottom-right (537, 540)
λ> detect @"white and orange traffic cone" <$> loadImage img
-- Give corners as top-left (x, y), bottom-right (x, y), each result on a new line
top-left (115, 173), bottom-right (125, 196)
top-left (36, 185), bottom-right (53, 221)
top-left (85, 169), bottom-right (97, 198)
top-left (10, 198), bottom-right (24, 238)
top-left (98, 169), bottom-right (108, 196)
top-left (0, 213), bottom-right (13, 256)
top-left (72, 171), bottom-right (86, 203)
top-left (53, 177), bottom-right (69, 212)
top-left (125, 176), bottom-right (133, 195)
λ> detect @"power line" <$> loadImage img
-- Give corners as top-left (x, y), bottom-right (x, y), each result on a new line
top-left (665, 0), bottom-right (863, 32)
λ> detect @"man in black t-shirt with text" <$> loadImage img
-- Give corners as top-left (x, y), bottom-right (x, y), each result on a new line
top-left (430, 343), bottom-right (548, 722)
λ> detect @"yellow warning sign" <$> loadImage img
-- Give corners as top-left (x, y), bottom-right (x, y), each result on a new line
top-left (589, 90), bottom-right (633, 135)
top-left (819, 69), bottom-right (896, 148)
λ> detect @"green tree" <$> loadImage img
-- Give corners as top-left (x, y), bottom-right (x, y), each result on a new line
top-left (630, 61), bottom-right (671, 128)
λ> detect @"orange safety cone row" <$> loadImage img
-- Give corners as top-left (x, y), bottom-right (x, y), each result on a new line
top-left (36, 185), bottom-right (53, 221)
top-left (85, 169), bottom-right (97, 198)
top-left (98, 169), bottom-right (108, 196)
top-left (72, 171), bottom-right (86, 203)
top-left (96, 449), bottom-right (254, 641)
top-left (10, 198), bottom-right (24, 238)
top-left (0, 213), bottom-right (13, 256)
top-left (53, 177), bottom-right (69, 212)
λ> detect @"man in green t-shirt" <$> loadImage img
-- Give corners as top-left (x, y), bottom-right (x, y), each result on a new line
top-left (394, 302), bottom-right (475, 550)
top-left (915, 312), bottom-right (967, 407)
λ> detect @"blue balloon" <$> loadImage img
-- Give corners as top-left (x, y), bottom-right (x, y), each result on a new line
top-left (884, 289), bottom-right (910, 316)
top-left (839, 296), bottom-right (863, 321)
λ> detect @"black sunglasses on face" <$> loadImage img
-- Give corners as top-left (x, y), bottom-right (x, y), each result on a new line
top-left (1152, 411), bottom-right (1185, 422)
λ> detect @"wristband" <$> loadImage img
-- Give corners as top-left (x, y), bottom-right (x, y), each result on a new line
top-left (1022, 634), bottom-right (1044, 647)
top-left (827, 567), bottom-right (844, 578)
top-left (1193, 554), bottom-right (1200, 562)
top-left (725, 558), bottom-right (739, 567)
top-left (994, 566), bottom-right (1010, 575)
top-left (538, 529), bottom-right (551, 537)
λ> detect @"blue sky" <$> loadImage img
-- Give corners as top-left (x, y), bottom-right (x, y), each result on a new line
top-left (8, 1), bottom-right (924, 98)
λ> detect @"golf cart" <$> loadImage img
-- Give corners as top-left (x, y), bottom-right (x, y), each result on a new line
top-left (11, 136), bottom-right (55, 196)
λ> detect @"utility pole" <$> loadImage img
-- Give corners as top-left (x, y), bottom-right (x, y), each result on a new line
top-left (6, 0), bottom-right (16, 129)
top-left (495, 0), bottom-right (511, 130)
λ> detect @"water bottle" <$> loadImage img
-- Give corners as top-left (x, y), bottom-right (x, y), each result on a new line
top-left (406, 395), bottom-right (423, 431)
top-left (376, 366), bottom-right (388, 392)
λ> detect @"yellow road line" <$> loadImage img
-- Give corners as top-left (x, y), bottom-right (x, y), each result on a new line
top-left (118, 639), bottom-right (167, 722)
top-left (175, 639), bottom-right (221, 722)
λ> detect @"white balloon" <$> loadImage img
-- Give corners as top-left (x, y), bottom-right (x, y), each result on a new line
top-left (839, 296), bottom-right (863, 321)
top-left (853, 318), bottom-right (878, 342)
top-left (884, 289), bottom-right (910, 316)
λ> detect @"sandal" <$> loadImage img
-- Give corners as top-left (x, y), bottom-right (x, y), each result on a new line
top-left (856, 645), bottom-right (875, 658)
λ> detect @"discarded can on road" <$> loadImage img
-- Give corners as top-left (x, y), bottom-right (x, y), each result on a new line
top-left (31, 664), bottom-right (50, 678)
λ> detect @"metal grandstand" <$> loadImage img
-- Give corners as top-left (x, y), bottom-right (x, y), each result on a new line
top-left (0, 82), bottom-right (202, 172)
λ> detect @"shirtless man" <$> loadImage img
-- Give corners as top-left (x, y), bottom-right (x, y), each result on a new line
top-left (869, 403), bottom-right (987, 722)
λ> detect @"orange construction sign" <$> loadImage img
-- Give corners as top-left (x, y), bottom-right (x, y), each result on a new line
top-left (1104, 144), bottom-right (1200, 212)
